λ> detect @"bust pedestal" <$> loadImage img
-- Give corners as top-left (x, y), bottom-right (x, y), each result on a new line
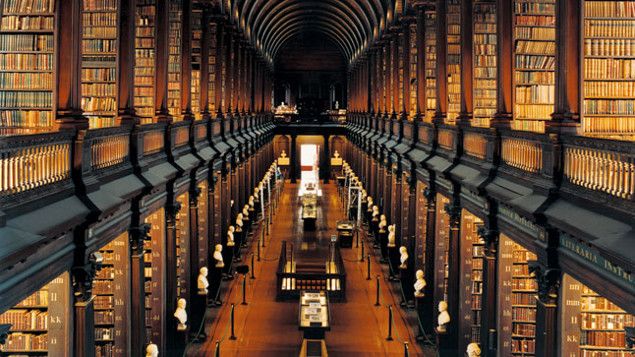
top-left (209, 266), bottom-right (224, 307)
top-left (388, 246), bottom-right (399, 281)
top-left (415, 295), bottom-right (426, 341)
top-left (400, 267), bottom-right (415, 308)
top-left (379, 230), bottom-right (388, 263)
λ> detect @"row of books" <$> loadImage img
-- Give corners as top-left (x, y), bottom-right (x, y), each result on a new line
top-left (514, 2), bottom-right (554, 14)
top-left (446, 1), bottom-right (461, 125)
top-left (513, 323), bottom-right (535, 337)
top-left (0, 310), bottom-right (48, 331)
top-left (514, 54), bottom-right (555, 70)
top-left (584, 99), bottom-right (635, 115)
top-left (512, 307), bottom-right (537, 321)
top-left (0, 91), bottom-right (52, 106)
top-left (1, 0), bottom-right (53, 13)
top-left (516, 40), bottom-right (555, 55)
top-left (585, 19), bottom-right (635, 38)
top-left (584, 58), bottom-right (635, 79)
top-left (82, 13), bottom-right (117, 27)
top-left (515, 27), bottom-right (555, 40)
top-left (168, 0), bottom-right (182, 119)
top-left (585, 39), bottom-right (635, 58)
top-left (512, 339), bottom-right (535, 354)
top-left (585, 1), bottom-right (635, 17)
top-left (0, 109), bottom-right (52, 127)
top-left (83, 39), bottom-right (116, 53)
top-left (581, 331), bottom-right (627, 348)
top-left (0, 53), bottom-right (53, 69)
top-left (0, 15), bottom-right (53, 30)
top-left (83, 0), bottom-right (117, 11)
top-left (515, 85), bottom-right (554, 104)
top-left (96, 344), bottom-right (116, 357)
top-left (95, 266), bottom-right (115, 280)
top-left (581, 312), bottom-right (634, 330)
top-left (95, 327), bottom-right (113, 341)
top-left (1, 332), bottom-right (48, 351)
top-left (0, 72), bottom-right (52, 88)
top-left (0, 34), bottom-right (53, 52)
top-left (95, 311), bottom-right (114, 325)
top-left (514, 15), bottom-right (555, 27)
top-left (93, 295), bottom-right (114, 309)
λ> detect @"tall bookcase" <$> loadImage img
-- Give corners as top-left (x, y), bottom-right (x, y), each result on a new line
top-left (472, 0), bottom-right (497, 128)
top-left (0, 0), bottom-right (55, 131)
top-left (459, 209), bottom-right (484, 350)
top-left (94, 232), bottom-right (130, 357)
top-left (446, 0), bottom-right (461, 124)
top-left (561, 274), bottom-right (635, 357)
top-left (197, 180), bottom-right (209, 268)
top-left (81, 0), bottom-right (118, 129)
top-left (512, 0), bottom-right (556, 133)
top-left (190, 7), bottom-right (201, 119)
top-left (208, 22), bottom-right (216, 115)
top-left (167, 0), bottom-right (182, 120)
top-left (433, 194), bottom-right (451, 309)
top-left (498, 234), bottom-right (538, 356)
top-left (135, 0), bottom-right (156, 124)
top-left (409, 22), bottom-right (417, 119)
top-left (144, 208), bottom-right (166, 349)
top-left (0, 272), bottom-right (70, 355)
top-left (425, 7), bottom-right (437, 122)
top-left (582, 1), bottom-right (635, 140)
top-left (175, 192), bottom-right (190, 300)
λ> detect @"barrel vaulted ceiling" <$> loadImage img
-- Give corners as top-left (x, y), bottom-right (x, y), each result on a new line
top-left (215, 0), bottom-right (410, 66)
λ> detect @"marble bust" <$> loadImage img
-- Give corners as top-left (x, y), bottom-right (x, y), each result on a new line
top-left (214, 244), bottom-right (224, 268)
top-left (467, 342), bottom-right (481, 357)
top-left (174, 298), bottom-right (188, 331)
top-left (437, 301), bottom-right (450, 333)
top-left (414, 269), bottom-right (426, 297)
top-left (378, 214), bottom-right (387, 233)
top-left (197, 267), bottom-right (209, 295)
top-left (242, 205), bottom-right (250, 219)
top-left (387, 224), bottom-right (396, 248)
top-left (146, 343), bottom-right (158, 357)
top-left (280, 150), bottom-right (287, 158)
top-left (249, 195), bottom-right (255, 210)
top-left (333, 150), bottom-right (340, 158)
top-left (372, 205), bottom-right (380, 220)
top-left (227, 226), bottom-right (235, 247)
top-left (366, 197), bottom-right (373, 211)
top-left (399, 246), bottom-right (408, 269)
top-left (235, 213), bottom-right (243, 231)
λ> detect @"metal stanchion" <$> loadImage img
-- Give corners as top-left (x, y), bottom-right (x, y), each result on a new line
top-left (387, 305), bottom-right (394, 341)
top-left (360, 240), bottom-right (365, 262)
top-left (404, 341), bottom-right (409, 356)
top-left (229, 304), bottom-right (236, 340)
top-left (375, 275), bottom-right (380, 306)
top-left (367, 254), bottom-right (371, 280)
top-left (355, 229), bottom-right (359, 247)
top-left (257, 237), bottom-right (261, 261)
top-left (251, 254), bottom-right (256, 279)
top-left (241, 275), bottom-right (248, 305)
top-left (215, 340), bottom-right (220, 357)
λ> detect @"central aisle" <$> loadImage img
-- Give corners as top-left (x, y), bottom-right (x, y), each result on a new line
top-left (189, 183), bottom-right (427, 356)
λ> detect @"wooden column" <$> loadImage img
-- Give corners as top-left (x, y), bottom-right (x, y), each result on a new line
top-left (438, 202), bottom-right (461, 356)
top-left (155, 0), bottom-right (170, 122)
top-left (415, 5), bottom-right (426, 122)
top-left (117, 0), bottom-right (137, 124)
top-left (55, 0), bottom-right (86, 128)
top-left (402, 18), bottom-right (413, 121)
top-left (533, 262), bottom-right (561, 357)
top-left (550, 0), bottom-right (581, 133)
top-left (435, 0), bottom-right (448, 123)
top-left (225, 30), bottom-right (234, 116)
top-left (392, 32), bottom-right (400, 119)
top-left (458, 0), bottom-right (473, 125)
top-left (199, 7), bottom-right (211, 119)
top-left (421, 188), bottom-right (436, 334)
top-left (72, 254), bottom-right (101, 357)
top-left (180, 0), bottom-right (193, 120)
top-left (478, 228), bottom-right (499, 356)
top-left (492, 0), bottom-right (513, 128)
top-left (129, 225), bottom-right (149, 357)
top-left (233, 38), bottom-right (241, 116)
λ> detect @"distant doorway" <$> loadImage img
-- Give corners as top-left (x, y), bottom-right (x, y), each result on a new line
top-left (300, 144), bottom-right (319, 183)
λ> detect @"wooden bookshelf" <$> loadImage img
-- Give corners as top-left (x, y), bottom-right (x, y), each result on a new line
top-left (144, 208), bottom-right (166, 349)
top-left (0, 272), bottom-right (70, 355)
top-left (175, 192), bottom-right (190, 300)
top-left (94, 232), bottom-right (130, 356)
top-left (561, 274), bottom-right (635, 357)
top-left (458, 209), bottom-right (484, 351)
top-left (498, 234), bottom-right (538, 356)
top-left (446, 0), bottom-right (461, 124)
top-left (425, 7), bottom-right (437, 122)
top-left (433, 194), bottom-right (451, 308)
top-left (409, 22), bottom-right (417, 119)
top-left (582, 1), bottom-right (635, 140)
top-left (208, 22), bottom-right (216, 115)
top-left (135, 0), bottom-right (157, 124)
top-left (167, 0), bottom-right (182, 120)
top-left (472, 0), bottom-right (497, 127)
top-left (512, 0), bottom-right (556, 133)
top-left (190, 7), bottom-right (201, 119)
top-left (81, 0), bottom-right (117, 129)
top-left (0, 0), bottom-right (55, 130)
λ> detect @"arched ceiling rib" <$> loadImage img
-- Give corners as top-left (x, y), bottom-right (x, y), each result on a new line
top-left (221, 0), bottom-right (402, 66)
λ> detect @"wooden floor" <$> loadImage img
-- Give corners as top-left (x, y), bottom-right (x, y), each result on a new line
top-left (188, 182), bottom-right (429, 356)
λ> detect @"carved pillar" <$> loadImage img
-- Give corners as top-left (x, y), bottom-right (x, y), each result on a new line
top-left (531, 261), bottom-right (561, 357)
top-left (478, 227), bottom-right (499, 356)
top-left (492, 0), bottom-right (512, 128)
top-left (72, 253), bottom-right (102, 357)
top-left (116, 0), bottom-right (137, 124)
top-left (129, 225), bottom-right (149, 356)
top-left (155, 0), bottom-right (170, 122)
top-left (55, 0), bottom-right (86, 129)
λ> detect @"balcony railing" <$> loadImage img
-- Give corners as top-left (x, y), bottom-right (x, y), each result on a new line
top-left (463, 132), bottom-right (488, 160)
top-left (501, 136), bottom-right (543, 173)
top-left (88, 128), bottom-right (130, 171)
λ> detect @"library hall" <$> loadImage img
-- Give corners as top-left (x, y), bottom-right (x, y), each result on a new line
top-left (0, 0), bottom-right (634, 356)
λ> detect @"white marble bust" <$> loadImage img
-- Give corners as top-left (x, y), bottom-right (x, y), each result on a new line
top-left (367, 197), bottom-right (373, 211)
top-left (414, 269), bottom-right (426, 297)
top-left (372, 205), bottom-right (379, 220)
top-left (174, 298), bottom-right (188, 331)
top-left (227, 226), bottom-right (235, 247)
top-left (235, 213), bottom-right (244, 230)
top-left (146, 343), bottom-right (158, 357)
top-left (197, 267), bottom-right (209, 295)
top-left (333, 150), bottom-right (340, 158)
top-left (399, 246), bottom-right (408, 269)
top-left (249, 195), bottom-right (255, 209)
top-left (437, 301), bottom-right (450, 333)
top-left (387, 224), bottom-right (396, 248)
top-left (467, 342), bottom-right (481, 357)
top-left (214, 244), bottom-right (224, 268)
top-left (242, 205), bottom-right (250, 219)
top-left (378, 214), bottom-right (387, 233)
top-left (280, 150), bottom-right (287, 158)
